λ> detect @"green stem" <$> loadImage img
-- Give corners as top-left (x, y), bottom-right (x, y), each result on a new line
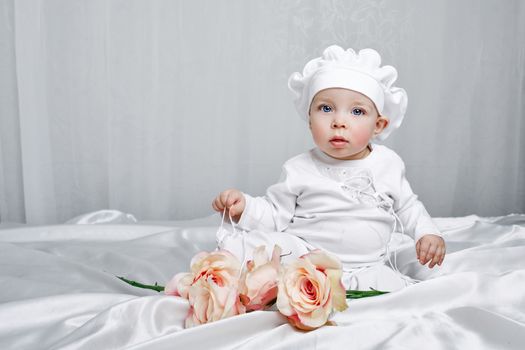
top-left (346, 289), bottom-right (389, 299)
top-left (117, 276), bottom-right (165, 292)
top-left (116, 276), bottom-right (389, 299)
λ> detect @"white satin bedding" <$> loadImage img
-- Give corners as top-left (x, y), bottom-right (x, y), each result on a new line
top-left (0, 212), bottom-right (524, 349)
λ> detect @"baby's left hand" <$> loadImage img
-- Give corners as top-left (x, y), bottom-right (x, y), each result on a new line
top-left (416, 234), bottom-right (446, 268)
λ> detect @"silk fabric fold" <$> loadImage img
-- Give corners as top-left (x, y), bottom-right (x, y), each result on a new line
top-left (0, 214), bottom-right (524, 349)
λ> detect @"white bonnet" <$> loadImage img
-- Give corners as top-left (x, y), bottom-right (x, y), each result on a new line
top-left (288, 45), bottom-right (408, 140)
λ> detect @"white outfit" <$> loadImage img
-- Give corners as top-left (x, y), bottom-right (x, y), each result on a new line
top-left (219, 144), bottom-right (441, 291)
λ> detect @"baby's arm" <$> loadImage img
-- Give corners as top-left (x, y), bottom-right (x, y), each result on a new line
top-left (397, 199), bottom-right (446, 268)
top-left (392, 158), bottom-right (446, 268)
top-left (396, 197), bottom-right (446, 268)
top-left (212, 164), bottom-right (298, 231)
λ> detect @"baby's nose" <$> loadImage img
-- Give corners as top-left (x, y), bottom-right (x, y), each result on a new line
top-left (331, 119), bottom-right (348, 128)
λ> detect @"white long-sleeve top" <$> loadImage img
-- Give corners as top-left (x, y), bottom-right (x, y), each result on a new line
top-left (237, 144), bottom-right (440, 268)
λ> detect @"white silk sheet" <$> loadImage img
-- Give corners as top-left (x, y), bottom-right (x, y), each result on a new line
top-left (1, 213), bottom-right (524, 349)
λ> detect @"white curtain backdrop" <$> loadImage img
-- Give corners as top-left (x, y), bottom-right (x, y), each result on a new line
top-left (0, 0), bottom-right (524, 224)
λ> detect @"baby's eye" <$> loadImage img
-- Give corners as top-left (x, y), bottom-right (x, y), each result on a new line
top-left (321, 105), bottom-right (332, 113)
top-left (351, 108), bottom-right (364, 116)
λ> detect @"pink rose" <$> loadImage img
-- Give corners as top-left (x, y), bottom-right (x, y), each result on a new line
top-left (239, 245), bottom-right (282, 311)
top-left (276, 250), bottom-right (348, 330)
top-left (186, 277), bottom-right (245, 327)
top-left (165, 250), bottom-right (245, 326)
top-left (165, 250), bottom-right (241, 297)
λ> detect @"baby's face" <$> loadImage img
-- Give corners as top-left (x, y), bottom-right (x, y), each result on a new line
top-left (309, 88), bottom-right (388, 160)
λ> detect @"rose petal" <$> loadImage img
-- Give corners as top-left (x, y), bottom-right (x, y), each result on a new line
top-left (325, 268), bottom-right (348, 312)
top-left (252, 245), bottom-right (268, 267)
top-left (303, 249), bottom-right (342, 271)
top-left (165, 272), bottom-right (192, 298)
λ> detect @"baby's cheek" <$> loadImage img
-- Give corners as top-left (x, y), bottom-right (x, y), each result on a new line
top-left (351, 129), bottom-right (372, 147)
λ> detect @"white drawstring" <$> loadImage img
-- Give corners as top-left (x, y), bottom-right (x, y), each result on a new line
top-left (385, 210), bottom-right (422, 285)
top-left (216, 208), bottom-right (247, 277)
top-left (342, 265), bottom-right (370, 290)
top-left (338, 173), bottom-right (374, 199)
top-left (338, 173), bottom-right (421, 286)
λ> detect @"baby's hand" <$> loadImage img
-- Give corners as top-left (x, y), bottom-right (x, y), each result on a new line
top-left (212, 189), bottom-right (246, 222)
top-left (415, 234), bottom-right (446, 268)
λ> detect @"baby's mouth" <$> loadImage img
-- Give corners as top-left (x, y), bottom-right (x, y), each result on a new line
top-left (329, 136), bottom-right (349, 147)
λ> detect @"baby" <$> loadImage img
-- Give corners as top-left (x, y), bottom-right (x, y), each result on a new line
top-left (212, 45), bottom-right (445, 291)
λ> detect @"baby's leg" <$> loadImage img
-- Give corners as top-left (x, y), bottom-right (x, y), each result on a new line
top-left (217, 228), bottom-right (311, 265)
top-left (342, 264), bottom-right (412, 292)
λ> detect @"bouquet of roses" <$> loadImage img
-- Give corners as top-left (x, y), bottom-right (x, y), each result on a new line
top-left (119, 245), bottom-right (387, 330)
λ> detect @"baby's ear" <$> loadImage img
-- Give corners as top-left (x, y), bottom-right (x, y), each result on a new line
top-left (374, 116), bottom-right (389, 136)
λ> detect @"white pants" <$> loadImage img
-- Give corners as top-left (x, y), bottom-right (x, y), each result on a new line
top-left (217, 226), bottom-right (411, 292)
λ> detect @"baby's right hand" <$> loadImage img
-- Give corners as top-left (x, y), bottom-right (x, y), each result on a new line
top-left (212, 189), bottom-right (246, 222)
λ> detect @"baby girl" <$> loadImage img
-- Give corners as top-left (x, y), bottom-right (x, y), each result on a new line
top-left (212, 45), bottom-right (445, 291)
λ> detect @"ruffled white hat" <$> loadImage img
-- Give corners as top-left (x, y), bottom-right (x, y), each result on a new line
top-left (288, 45), bottom-right (408, 140)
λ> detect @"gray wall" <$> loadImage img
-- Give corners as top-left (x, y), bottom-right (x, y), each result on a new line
top-left (0, 0), bottom-right (524, 224)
